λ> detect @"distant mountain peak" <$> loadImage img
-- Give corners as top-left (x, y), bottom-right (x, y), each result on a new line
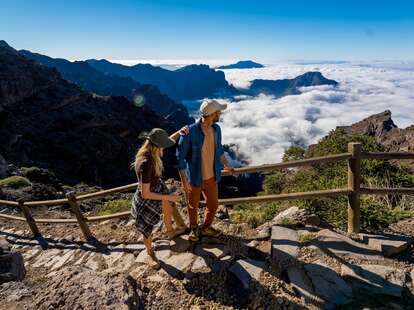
top-left (0, 40), bottom-right (10, 48)
top-left (86, 58), bottom-right (112, 64)
top-left (218, 60), bottom-right (264, 69)
top-left (0, 40), bottom-right (20, 56)
top-left (299, 71), bottom-right (323, 77)
top-left (248, 71), bottom-right (338, 97)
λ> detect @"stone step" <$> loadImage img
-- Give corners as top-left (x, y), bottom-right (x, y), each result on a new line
top-left (288, 260), bottom-right (352, 309)
top-left (309, 229), bottom-right (384, 261)
top-left (303, 260), bottom-right (352, 308)
top-left (359, 233), bottom-right (413, 257)
top-left (161, 252), bottom-right (196, 277)
top-left (194, 243), bottom-right (228, 260)
top-left (135, 240), bottom-right (171, 264)
top-left (228, 258), bottom-right (266, 290)
top-left (341, 264), bottom-right (406, 297)
top-left (271, 226), bottom-right (300, 262)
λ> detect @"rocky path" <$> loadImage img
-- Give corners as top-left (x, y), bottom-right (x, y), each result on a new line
top-left (1, 207), bottom-right (414, 309)
top-left (0, 221), bottom-right (304, 309)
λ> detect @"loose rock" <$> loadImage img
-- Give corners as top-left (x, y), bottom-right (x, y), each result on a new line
top-left (341, 264), bottom-right (406, 297)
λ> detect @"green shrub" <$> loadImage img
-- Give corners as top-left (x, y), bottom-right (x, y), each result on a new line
top-left (20, 166), bottom-right (59, 185)
top-left (260, 128), bottom-right (414, 230)
top-left (283, 145), bottom-right (305, 162)
top-left (230, 202), bottom-right (281, 227)
top-left (0, 176), bottom-right (31, 189)
top-left (279, 217), bottom-right (301, 227)
top-left (263, 172), bottom-right (286, 194)
top-left (95, 198), bottom-right (131, 216)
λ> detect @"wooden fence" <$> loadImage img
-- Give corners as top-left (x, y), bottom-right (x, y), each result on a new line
top-left (1, 142), bottom-right (414, 240)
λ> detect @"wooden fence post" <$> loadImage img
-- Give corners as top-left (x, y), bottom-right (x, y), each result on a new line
top-left (16, 198), bottom-right (41, 237)
top-left (347, 142), bottom-right (362, 233)
top-left (66, 192), bottom-right (94, 241)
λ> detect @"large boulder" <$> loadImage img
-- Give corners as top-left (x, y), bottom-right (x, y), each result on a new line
top-left (0, 237), bottom-right (26, 284)
top-left (257, 206), bottom-right (321, 236)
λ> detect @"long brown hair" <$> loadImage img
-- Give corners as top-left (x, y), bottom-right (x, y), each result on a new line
top-left (131, 140), bottom-right (163, 177)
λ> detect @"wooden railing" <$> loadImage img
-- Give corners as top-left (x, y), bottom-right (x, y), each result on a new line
top-left (1, 142), bottom-right (414, 240)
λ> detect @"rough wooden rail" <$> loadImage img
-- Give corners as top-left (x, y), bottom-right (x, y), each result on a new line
top-left (1, 142), bottom-right (414, 239)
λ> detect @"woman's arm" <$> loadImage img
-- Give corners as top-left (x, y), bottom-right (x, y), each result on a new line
top-left (169, 125), bottom-right (189, 141)
top-left (141, 183), bottom-right (179, 202)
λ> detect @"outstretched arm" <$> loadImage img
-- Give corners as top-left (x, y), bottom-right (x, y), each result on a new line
top-left (221, 153), bottom-right (235, 174)
top-left (216, 126), bottom-right (234, 174)
top-left (169, 125), bottom-right (189, 142)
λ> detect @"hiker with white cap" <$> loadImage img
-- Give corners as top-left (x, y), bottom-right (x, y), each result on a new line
top-left (177, 99), bottom-right (234, 241)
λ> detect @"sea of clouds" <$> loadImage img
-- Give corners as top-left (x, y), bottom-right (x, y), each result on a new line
top-left (114, 59), bottom-right (414, 165)
top-left (213, 62), bottom-right (414, 165)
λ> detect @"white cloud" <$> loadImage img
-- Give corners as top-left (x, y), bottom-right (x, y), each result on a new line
top-left (214, 62), bottom-right (414, 165)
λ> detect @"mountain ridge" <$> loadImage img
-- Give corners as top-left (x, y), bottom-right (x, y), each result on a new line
top-left (19, 49), bottom-right (193, 128)
top-left (86, 59), bottom-right (239, 102)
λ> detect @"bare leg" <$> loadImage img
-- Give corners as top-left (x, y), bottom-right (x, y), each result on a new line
top-left (143, 235), bottom-right (160, 269)
top-left (162, 200), bottom-right (173, 233)
top-left (171, 203), bottom-right (185, 228)
top-left (143, 235), bottom-right (153, 254)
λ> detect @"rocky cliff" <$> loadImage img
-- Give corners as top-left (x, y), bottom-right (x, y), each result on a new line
top-left (0, 40), bottom-right (175, 187)
top-left (342, 110), bottom-right (414, 170)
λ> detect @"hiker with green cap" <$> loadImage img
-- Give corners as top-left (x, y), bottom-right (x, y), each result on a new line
top-left (131, 126), bottom-right (189, 269)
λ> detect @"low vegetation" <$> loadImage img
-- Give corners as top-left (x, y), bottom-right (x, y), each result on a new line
top-left (95, 198), bottom-right (131, 216)
top-left (299, 233), bottom-right (317, 244)
top-left (231, 128), bottom-right (414, 230)
top-left (0, 176), bottom-right (31, 189)
top-left (230, 202), bottom-right (282, 227)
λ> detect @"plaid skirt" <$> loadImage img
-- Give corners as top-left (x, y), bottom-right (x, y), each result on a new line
top-left (131, 178), bottom-right (170, 238)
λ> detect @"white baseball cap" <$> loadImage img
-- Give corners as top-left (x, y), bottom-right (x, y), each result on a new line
top-left (200, 99), bottom-right (227, 116)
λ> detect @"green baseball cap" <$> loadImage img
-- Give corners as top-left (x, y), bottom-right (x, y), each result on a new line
top-left (145, 128), bottom-right (175, 148)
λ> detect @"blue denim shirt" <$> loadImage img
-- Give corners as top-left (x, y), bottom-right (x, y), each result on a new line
top-left (176, 119), bottom-right (225, 187)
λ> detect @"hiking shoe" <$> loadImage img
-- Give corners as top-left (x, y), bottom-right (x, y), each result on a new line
top-left (175, 225), bottom-right (188, 236)
top-left (188, 226), bottom-right (200, 242)
top-left (166, 229), bottom-right (180, 240)
top-left (200, 226), bottom-right (222, 238)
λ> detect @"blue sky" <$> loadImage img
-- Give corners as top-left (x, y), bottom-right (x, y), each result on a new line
top-left (1, 0), bottom-right (413, 62)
